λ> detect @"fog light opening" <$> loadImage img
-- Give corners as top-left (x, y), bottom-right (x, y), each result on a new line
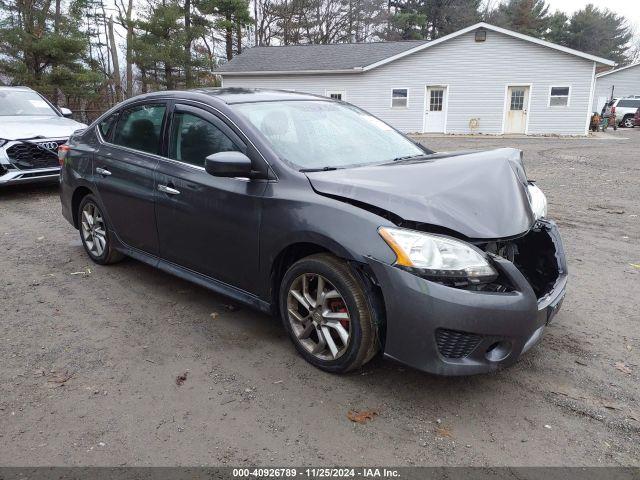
top-left (485, 341), bottom-right (512, 362)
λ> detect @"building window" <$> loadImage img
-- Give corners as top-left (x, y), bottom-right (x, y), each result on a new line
top-left (326, 90), bottom-right (345, 101)
top-left (391, 88), bottom-right (408, 108)
top-left (430, 89), bottom-right (444, 111)
top-left (549, 86), bottom-right (570, 107)
top-left (510, 89), bottom-right (525, 110)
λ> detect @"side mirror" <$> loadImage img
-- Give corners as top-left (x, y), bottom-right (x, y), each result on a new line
top-left (59, 107), bottom-right (73, 118)
top-left (205, 151), bottom-right (253, 178)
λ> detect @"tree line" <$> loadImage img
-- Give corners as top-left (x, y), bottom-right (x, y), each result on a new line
top-left (0, 0), bottom-right (636, 121)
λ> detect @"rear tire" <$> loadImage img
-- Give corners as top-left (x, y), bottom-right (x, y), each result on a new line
top-left (78, 194), bottom-right (124, 265)
top-left (622, 116), bottom-right (635, 128)
top-left (279, 253), bottom-right (379, 373)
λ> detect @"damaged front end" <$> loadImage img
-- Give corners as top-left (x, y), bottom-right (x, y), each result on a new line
top-left (479, 220), bottom-right (566, 300)
top-left (305, 146), bottom-right (568, 374)
top-left (367, 219), bottom-right (567, 375)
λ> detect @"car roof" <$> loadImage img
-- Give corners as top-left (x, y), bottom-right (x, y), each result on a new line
top-left (124, 88), bottom-right (327, 106)
top-left (193, 87), bottom-right (326, 104)
top-left (0, 86), bottom-right (34, 91)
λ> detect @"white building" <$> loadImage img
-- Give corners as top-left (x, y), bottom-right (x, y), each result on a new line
top-left (216, 22), bottom-right (614, 136)
top-left (593, 62), bottom-right (640, 112)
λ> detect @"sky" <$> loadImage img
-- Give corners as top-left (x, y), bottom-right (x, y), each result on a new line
top-left (546, 0), bottom-right (640, 35)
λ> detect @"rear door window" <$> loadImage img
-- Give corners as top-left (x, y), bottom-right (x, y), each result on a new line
top-left (112, 104), bottom-right (166, 155)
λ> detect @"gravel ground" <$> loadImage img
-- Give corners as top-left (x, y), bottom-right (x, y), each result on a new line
top-left (0, 129), bottom-right (638, 467)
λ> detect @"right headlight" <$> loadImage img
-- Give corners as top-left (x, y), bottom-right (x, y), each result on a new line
top-left (527, 183), bottom-right (547, 220)
top-left (378, 227), bottom-right (498, 283)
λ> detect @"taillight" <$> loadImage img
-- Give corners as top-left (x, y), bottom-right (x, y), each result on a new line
top-left (58, 144), bottom-right (70, 165)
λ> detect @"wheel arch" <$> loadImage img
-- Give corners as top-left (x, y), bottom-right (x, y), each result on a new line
top-left (71, 185), bottom-right (94, 228)
top-left (270, 242), bottom-right (336, 312)
top-left (268, 240), bottom-right (386, 337)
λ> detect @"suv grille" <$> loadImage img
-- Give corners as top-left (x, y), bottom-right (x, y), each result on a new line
top-left (436, 328), bottom-right (482, 359)
top-left (6, 140), bottom-right (65, 169)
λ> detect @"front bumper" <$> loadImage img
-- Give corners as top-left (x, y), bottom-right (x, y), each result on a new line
top-left (368, 220), bottom-right (567, 376)
top-left (0, 166), bottom-right (60, 185)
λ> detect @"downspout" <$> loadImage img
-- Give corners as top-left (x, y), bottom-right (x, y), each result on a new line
top-left (585, 62), bottom-right (596, 136)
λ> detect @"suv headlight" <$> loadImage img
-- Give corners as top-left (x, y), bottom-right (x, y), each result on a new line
top-left (528, 183), bottom-right (547, 220)
top-left (378, 227), bottom-right (498, 283)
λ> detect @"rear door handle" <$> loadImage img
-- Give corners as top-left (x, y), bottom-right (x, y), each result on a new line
top-left (158, 184), bottom-right (180, 195)
top-left (96, 167), bottom-right (111, 176)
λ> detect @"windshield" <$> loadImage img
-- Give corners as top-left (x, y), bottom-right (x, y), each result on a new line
top-left (232, 100), bottom-right (425, 170)
top-left (0, 90), bottom-right (58, 116)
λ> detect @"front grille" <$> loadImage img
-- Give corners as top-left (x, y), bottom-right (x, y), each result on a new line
top-left (436, 328), bottom-right (482, 359)
top-left (6, 140), bottom-right (64, 169)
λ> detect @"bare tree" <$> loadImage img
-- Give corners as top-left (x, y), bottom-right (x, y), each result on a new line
top-left (107, 15), bottom-right (123, 101)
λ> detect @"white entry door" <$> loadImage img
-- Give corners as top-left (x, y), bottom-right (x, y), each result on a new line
top-left (424, 86), bottom-right (447, 133)
top-left (504, 86), bottom-right (530, 134)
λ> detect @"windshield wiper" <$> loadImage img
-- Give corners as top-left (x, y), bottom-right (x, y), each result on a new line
top-left (299, 166), bottom-right (340, 172)
top-left (389, 154), bottom-right (428, 163)
top-left (378, 154), bottom-right (432, 166)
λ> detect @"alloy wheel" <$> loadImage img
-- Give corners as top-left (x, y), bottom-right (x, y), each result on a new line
top-left (81, 202), bottom-right (107, 257)
top-left (623, 117), bottom-right (634, 128)
top-left (286, 273), bottom-right (352, 360)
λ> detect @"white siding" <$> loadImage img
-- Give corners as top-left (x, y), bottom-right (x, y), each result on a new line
top-left (593, 64), bottom-right (640, 112)
top-left (223, 30), bottom-right (596, 135)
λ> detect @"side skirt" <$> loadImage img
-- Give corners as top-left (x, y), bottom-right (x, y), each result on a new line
top-left (116, 243), bottom-right (272, 314)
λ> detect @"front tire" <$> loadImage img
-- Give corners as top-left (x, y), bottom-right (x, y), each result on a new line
top-left (78, 194), bottom-right (124, 265)
top-left (279, 253), bottom-right (379, 373)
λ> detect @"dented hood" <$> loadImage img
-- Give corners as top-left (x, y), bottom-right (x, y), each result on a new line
top-left (305, 148), bottom-right (536, 239)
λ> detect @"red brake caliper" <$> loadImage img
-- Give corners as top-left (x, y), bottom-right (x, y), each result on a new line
top-left (329, 299), bottom-right (349, 329)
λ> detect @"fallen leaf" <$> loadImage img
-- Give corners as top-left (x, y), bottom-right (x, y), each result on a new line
top-left (614, 362), bottom-right (632, 375)
top-left (630, 264), bottom-right (640, 270)
top-left (347, 409), bottom-right (378, 424)
top-left (435, 426), bottom-right (453, 438)
top-left (210, 312), bottom-right (218, 320)
top-left (48, 371), bottom-right (73, 385)
top-left (175, 372), bottom-right (189, 386)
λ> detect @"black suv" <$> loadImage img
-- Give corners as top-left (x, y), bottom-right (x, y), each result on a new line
top-left (60, 88), bottom-right (567, 376)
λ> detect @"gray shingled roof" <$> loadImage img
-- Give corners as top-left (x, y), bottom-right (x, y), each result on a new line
top-left (215, 41), bottom-right (429, 74)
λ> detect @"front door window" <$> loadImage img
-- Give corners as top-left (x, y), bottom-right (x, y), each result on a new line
top-left (169, 112), bottom-right (240, 167)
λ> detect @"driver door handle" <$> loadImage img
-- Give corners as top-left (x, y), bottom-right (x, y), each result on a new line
top-left (96, 167), bottom-right (111, 176)
top-left (158, 184), bottom-right (180, 195)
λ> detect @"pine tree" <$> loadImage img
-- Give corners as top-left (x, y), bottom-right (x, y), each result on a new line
top-left (488, 0), bottom-right (550, 38)
top-left (562, 4), bottom-right (632, 65)
top-left (0, 0), bottom-right (102, 106)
